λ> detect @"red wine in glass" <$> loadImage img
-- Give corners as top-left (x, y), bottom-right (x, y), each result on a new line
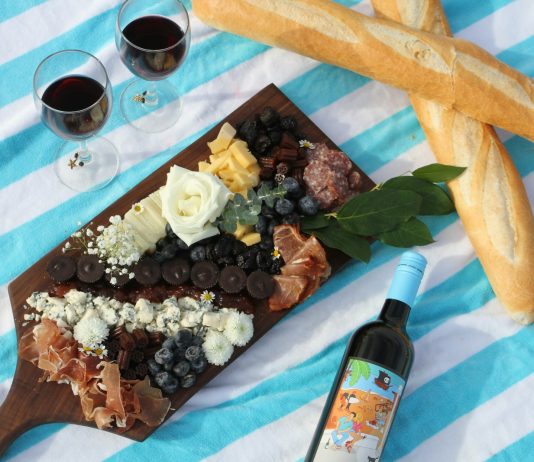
top-left (41, 75), bottom-right (109, 140)
top-left (120, 15), bottom-right (187, 80)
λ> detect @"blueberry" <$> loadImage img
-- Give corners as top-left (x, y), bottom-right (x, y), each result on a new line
top-left (280, 116), bottom-right (297, 132)
top-left (275, 198), bottom-right (294, 216)
top-left (163, 361), bottom-right (174, 372)
top-left (176, 237), bottom-right (189, 250)
top-left (214, 236), bottom-right (234, 258)
top-left (190, 357), bottom-right (208, 374)
top-left (172, 360), bottom-right (191, 377)
top-left (298, 196), bottom-right (319, 216)
top-left (154, 371), bottom-right (172, 388)
top-left (180, 372), bottom-right (197, 389)
top-left (256, 251), bottom-right (272, 270)
top-left (267, 219), bottom-right (280, 236)
top-left (156, 237), bottom-right (171, 251)
top-left (190, 335), bottom-right (203, 347)
top-left (232, 240), bottom-right (247, 256)
top-left (259, 235), bottom-right (274, 250)
top-left (174, 328), bottom-right (192, 345)
top-left (259, 106), bottom-right (280, 127)
top-left (161, 375), bottom-right (179, 394)
top-left (190, 245), bottom-right (206, 262)
top-left (165, 223), bottom-right (176, 237)
top-left (162, 337), bottom-right (176, 351)
top-left (255, 215), bottom-right (269, 235)
top-left (154, 347), bottom-right (174, 365)
top-left (146, 359), bottom-right (161, 376)
top-left (174, 344), bottom-right (187, 359)
top-left (281, 177), bottom-right (302, 198)
top-left (185, 345), bottom-right (202, 362)
top-left (162, 243), bottom-right (179, 260)
top-left (282, 212), bottom-right (300, 225)
top-left (261, 204), bottom-right (276, 219)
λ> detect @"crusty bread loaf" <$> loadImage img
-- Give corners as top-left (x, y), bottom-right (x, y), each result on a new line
top-left (192, 0), bottom-right (534, 142)
top-left (370, 0), bottom-right (534, 324)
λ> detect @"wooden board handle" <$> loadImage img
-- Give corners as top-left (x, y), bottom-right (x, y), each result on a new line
top-left (0, 384), bottom-right (32, 457)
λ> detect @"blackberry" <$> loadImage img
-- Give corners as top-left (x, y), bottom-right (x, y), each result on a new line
top-left (165, 223), bottom-right (177, 239)
top-left (190, 245), bottom-right (206, 262)
top-left (281, 177), bottom-right (302, 198)
top-left (256, 251), bottom-right (272, 270)
top-left (254, 134), bottom-right (272, 155)
top-left (282, 212), bottom-right (300, 225)
top-left (217, 256), bottom-right (235, 267)
top-left (259, 106), bottom-right (280, 127)
top-left (280, 116), bottom-right (297, 132)
top-left (232, 240), bottom-right (247, 256)
top-left (235, 254), bottom-right (247, 270)
top-left (214, 236), bottom-right (234, 258)
top-left (255, 215), bottom-right (269, 235)
top-left (298, 195), bottom-right (319, 216)
top-left (238, 119), bottom-right (258, 145)
top-left (268, 130), bottom-right (282, 145)
top-left (205, 242), bottom-right (217, 261)
top-left (270, 258), bottom-right (282, 275)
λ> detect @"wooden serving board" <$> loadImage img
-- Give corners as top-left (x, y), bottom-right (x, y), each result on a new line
top-left (0, 84), bottom-right (374, 455)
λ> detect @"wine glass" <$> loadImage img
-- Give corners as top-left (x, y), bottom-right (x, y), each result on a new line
top-left (115, 0), bottom-right (191, 133)
top-left (33, 50), bottom-right (119, 192)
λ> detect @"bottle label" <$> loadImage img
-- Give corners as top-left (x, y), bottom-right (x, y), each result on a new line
top-left (311, 357), bottom-right (405, 461)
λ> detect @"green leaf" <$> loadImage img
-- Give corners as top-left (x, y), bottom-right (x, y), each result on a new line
top-left (412, 163), bottom-right (466, 183)
top-left (349, 360), bottom-right (370, 386)
top-left (337, 189), bottom-right (422, 236)
top-left (361, 361), bottom-right (371, 380)
top-left (311, 221), bottom-right (371, 263)
top-left (377, 217), bottom-right (435, 247)
top-left (256, 182), bottom-right (286, 208)
top-left (300, 214), bottom-right (330, 231)
top-left (382, 176), bottom-right (454, 215)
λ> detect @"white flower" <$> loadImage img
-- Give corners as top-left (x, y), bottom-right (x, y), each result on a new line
top-left (73, 316), bottom-right (109, 348)
top-left (86, 229), bottom-right (94, 237)
top-left (110, 277), bottom-right (117, 285)
top-left (223, 311), bottom-right (254, 347)
top-left (64, 242), bottom-right (72, 249)
top-left (160, 166), bottom-right (232, 247)
top-left (299, 139), bottom-right (315, 149)
top-left (271, 247), bottom-right (281, 260)
top-left (202, 330), bottom-right (234, 366)
top-left (200, 290), bottom-right (215, 305)
top-left (97, 225), bottom-right (105, 232)
top-left (109, 215), bottom-right (121, 225)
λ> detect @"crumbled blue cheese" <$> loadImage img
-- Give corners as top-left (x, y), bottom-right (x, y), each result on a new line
top-left (135, 298), bottom-right (154, 324)
top-left (118, 302), bottom-right (136, 324)
top-left (64, 289), bottom-right (90, 306)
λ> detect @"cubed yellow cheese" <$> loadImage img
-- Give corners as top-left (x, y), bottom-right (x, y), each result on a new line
top-left (198, 161), bottom-right (210, 172)
top-left (229, 140), bottom-right (257, 168)
top-left (234, 223), bottom-right (253, 240)
top-left (231, 171), bottom-right (254, 190)
top-left (207, 122), bottom-right (236, 154)
top-left (241, 232), bottom-right (261, 246)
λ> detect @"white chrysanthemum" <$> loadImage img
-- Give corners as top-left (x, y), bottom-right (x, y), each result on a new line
top-left (202, 330), bottom-right (234, 366)
top-left (73, 316), bottom-right (109, 348)
top-left (223, 311), bottom-right (254, 347)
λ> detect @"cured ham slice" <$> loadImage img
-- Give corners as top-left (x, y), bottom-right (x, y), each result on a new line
top-left (19, 319), bottom-right (170, 430)
top-left (269, 225), bottom-right (331, 310)
top-left (269, 275), bottom-right (308, 311)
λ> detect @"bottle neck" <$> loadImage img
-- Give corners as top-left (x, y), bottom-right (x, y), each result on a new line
top-left (379, 299), bottom-right (411, 329)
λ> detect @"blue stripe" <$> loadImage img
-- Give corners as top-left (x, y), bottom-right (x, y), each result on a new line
top-left (443, 0), bottom-right (516, 32)
top-left (0, 330), bottom-right (16, 382)
top-left (487, 430), bottom-right (534, 461)
top-left (2, 424), bottom-right (65, 461)
top-left (0, 0), bottom-right (48, 23)
top-left (383, 327), bottom-right (534, 460)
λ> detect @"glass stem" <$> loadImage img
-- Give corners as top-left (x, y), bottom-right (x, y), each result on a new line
top-left (144, 82), bottom-right (158, 106)
top-left (77, 140), bottom-right (92, 165)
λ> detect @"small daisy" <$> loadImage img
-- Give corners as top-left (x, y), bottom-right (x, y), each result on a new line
top-left (299, 139), bottom-right (315, 149)
top-left (132, 203), bottom-right (144, 215)
top-left (271, 247), bottom-right (281, 260)
top-left (200, 290), bottom-right (216, 305)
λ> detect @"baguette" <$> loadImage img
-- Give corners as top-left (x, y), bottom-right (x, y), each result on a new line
top-left (369, 0), bottom-right (534, 324)
top-left (192, 0), bottom-right (534, 142)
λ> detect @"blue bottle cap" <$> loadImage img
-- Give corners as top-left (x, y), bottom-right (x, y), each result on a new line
top-left (386, 251), bottom-right (427, 307)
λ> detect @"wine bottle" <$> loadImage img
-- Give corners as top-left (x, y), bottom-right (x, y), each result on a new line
top-left (304, 251), bottom-right (427, 462)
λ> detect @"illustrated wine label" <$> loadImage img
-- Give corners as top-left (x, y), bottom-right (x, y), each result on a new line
top-left (311, 358), bottom-right (405, 462)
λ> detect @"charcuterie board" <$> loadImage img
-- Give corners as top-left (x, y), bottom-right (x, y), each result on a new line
top-left (0, 84), bottom-right (374, 455)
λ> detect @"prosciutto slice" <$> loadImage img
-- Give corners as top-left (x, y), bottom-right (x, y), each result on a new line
top-left (269, 275), bottom-right (308, 311)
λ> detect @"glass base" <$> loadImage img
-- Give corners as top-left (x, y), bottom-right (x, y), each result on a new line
top-left (54, 137), bottom-right (119, 192)
top-left (120, 79), bottom-right (182, 133)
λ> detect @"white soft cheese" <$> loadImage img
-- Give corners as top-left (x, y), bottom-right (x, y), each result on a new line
top-left (135, 298), bottom-right (154, 324)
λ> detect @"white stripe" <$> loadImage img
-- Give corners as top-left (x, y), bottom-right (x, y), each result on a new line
top-left (0, 284), bottom-right (14, 336)
top-left (202, 304), bottom-right (524, 462)
top-left (0, 0), bottom-right (120, 66)
top-left (398, 373), bottom-right (534, 461)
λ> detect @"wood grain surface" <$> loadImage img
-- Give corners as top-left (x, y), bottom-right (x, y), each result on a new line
top-left (0, 84), bottom-right (374, 455)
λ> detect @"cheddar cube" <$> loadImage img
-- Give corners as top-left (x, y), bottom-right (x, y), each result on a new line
top-left (229, 140), bottom-right (257, 168)
top-left (234, 223), bottom-right (253, 240)
top-left (207, 122), bottom-right (236, 154)
top-left (241, 232), bottom-right (261, 246)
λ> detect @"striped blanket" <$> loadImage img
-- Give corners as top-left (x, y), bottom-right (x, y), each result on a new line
top-left (1, 0), bottom-right (533, 461)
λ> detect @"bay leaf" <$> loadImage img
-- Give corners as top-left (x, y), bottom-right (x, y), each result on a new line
top-left (337, 189), bottom-right (422, 236)
top-left (300, 214), bottom-right (330, 231)
top-left (382, 176), bottom-right (454, 215)
top-left (311, 222), bottom-right (371, 263)
top-left (412, 163), bottom-right (466, 183)
top-left (377, 217), bottom-right (434, 247)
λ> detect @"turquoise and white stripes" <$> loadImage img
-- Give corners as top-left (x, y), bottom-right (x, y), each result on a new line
top-left (1, 0), bottom-right (533, 460)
